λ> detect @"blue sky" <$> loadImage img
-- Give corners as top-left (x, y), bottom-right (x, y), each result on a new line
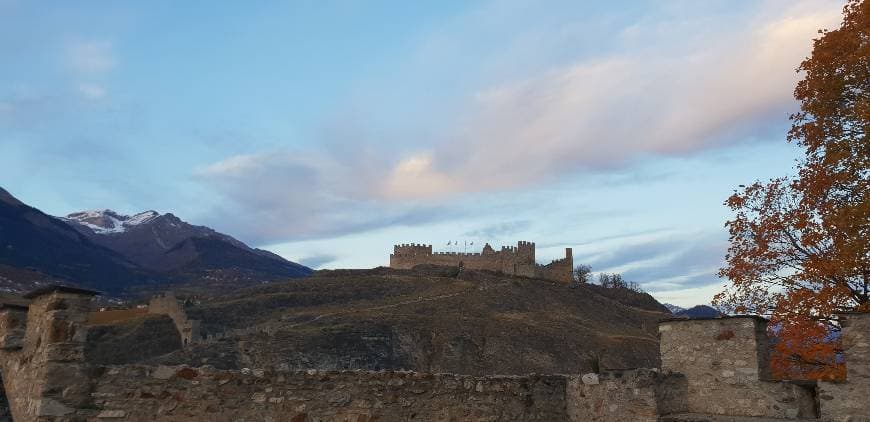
top-left (0, 1), bottom-right (844, 306)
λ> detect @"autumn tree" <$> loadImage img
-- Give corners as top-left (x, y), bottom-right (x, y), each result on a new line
top-left (714, 0), bottom-right (869, 380)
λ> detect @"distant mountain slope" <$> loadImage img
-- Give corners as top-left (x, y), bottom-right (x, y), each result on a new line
top-left (62, 209), bottom-right (310, 281)
top-left (674, 305), bottom-right (722, 318)
top-left (0, 187), bottom-right (155, 293)
top-left (663, 303), bottom-right (685, 314)
top-left (0, 187), bottom-right (311, 295)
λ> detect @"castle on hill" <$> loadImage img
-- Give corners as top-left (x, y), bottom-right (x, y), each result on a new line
top-left (389, 240), bottom-right (573, 283)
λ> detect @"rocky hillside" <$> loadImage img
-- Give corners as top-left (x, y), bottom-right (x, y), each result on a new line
top-left (93, 266), bottom-right (670, 375)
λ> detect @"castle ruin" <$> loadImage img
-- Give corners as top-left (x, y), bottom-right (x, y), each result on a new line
top-left (147, 292), bottom-right (201, 346)
top-left (390, 241), bottom-right (574, 283)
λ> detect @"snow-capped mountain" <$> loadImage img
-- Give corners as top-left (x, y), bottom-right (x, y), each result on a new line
top-left (0, 188), bottom-right (151, 294)
top-left (62, 208), bottom-right (310, 279)
top-left (663, 303), bottom-right (722, 319)
top-left (663, 303), bottom-right (685, 314)
top-left (63, 210), bottom-right (160, 234)
top-left (1, 185), bottom-right (311, 295)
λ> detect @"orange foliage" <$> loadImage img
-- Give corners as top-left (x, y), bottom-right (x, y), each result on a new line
top-left (714, 0), bottom-right (869, 380)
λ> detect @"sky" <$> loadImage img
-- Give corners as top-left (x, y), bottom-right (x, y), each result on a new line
top-left (0, 1), bottom-right (845, 307)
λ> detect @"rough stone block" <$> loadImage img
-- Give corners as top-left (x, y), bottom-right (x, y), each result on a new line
top-left (96, 409), bottom-right (127, 418)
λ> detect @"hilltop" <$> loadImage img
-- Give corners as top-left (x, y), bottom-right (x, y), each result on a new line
top-left (88, 266), bottom-right (670, 375)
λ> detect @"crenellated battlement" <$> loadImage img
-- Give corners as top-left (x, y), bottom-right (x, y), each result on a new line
top-left (389, 240), bottom-right (572, 283)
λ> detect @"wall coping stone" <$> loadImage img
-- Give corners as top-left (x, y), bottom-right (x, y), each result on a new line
top-left (658, 315), bottom-right (769, 323)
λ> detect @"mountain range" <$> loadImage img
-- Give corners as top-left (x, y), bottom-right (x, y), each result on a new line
top-left (663, 303), bottom-right (722, 318)
top-left (0, 187), bottom-right (311, 295)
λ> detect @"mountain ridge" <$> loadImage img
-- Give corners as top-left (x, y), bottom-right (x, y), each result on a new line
top-left (0, 187), bottom-right (311, 295)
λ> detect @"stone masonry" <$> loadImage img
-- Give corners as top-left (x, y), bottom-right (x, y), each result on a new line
top-left (0, 285), bottom-right (99, 420)
top-left (148, 292), bottom-right (201, 346)
top-left (659, 316), bottom-right (816, 418)
top-left (390, 241), bottom-right (574, 283)
top-left (1, 285), bottom-right (869, 421)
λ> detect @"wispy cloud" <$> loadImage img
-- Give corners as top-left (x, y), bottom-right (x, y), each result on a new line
top-left (380, 2), bottom-right (841, 199)
top-left (298, 254), bottom-right (337, 269)
top-left (585, 231), bottom-right (728, 292)
top-left (66, 40), bottom-right (115, 74)
top-left (77, 83), bottom-right (106, 100)
top-left (197, 1), bottom-right (841, 243)
top-left (463, 220), bottom-right (531, 238)
top-left (66, 39), bottom-right (115, 100)
top-left (196, 150), bottom-right (464, 244)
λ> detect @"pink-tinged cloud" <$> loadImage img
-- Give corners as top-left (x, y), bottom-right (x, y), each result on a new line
top-left (199, 1), bottom-right (842, 241)
top-left (382, 3), bottom-right (841, 199)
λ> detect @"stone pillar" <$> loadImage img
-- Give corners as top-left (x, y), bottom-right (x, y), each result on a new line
top-left (3, 285), bottom-right (99, 420)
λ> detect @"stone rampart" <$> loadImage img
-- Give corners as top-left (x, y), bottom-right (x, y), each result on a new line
top-left (390, 241), bottom-right (573, 283)
top-left (566, 369), bottom-right (687, 422)
top-left (149, 292), bottom-right (201, 346)
top-left (88, 366), bottom-right (568, 421)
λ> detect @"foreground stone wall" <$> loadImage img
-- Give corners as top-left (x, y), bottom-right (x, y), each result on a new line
top-left (566, 369), bottom-right (688, 422)
top-left (1, 285), bottom-right (869, 421)
top-left (89, 366), bottom-right (568, 421)
top-left (659, 316), bottom-right (816, 418)
top-left (818, 312), bottom-right (870, 421)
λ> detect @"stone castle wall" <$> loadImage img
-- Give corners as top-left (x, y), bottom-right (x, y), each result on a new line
top-left (1, 285), bottom-right (869, 421)
top-left (88, 367), bottom-right (569, 421)
top-left (148, 292), bottom-right (201, 346)
top-left (390, 241), bottom-right (573, 283)
top-left (659, 316), bottom-right (817, 418)
top-left (818, 312), bottom-right (870, 420)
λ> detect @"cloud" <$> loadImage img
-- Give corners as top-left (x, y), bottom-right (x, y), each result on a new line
top-left (197, 1), bottom-right (841, 243)
top-left (196, 151), bottom-right (464, 244)
top-left (380, 2), bottom-right (842, 199)
top-left (65, 40), bottom-right (115, 100)
top-left (463, 220), bottom-right (532, 239)
top-left (77, 83), bottom-right (106, 100)
top-left (298, 254), bottom-right (338, 269)
top-left (66, 40), bottom-right (115, 74)
top-left (586, 232), bottom-right (729, 292)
